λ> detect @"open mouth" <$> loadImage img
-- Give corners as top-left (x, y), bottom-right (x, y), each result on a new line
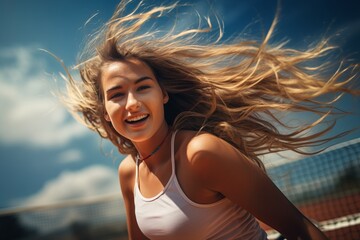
top-left (125, 114), bottom-right (149, 124)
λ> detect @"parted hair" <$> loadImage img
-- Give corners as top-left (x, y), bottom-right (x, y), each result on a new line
top-left (61, 0), bottom-right (358, 169)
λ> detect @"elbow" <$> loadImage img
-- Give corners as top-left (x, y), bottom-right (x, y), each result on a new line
top-left (280, 217), bottom-right (328, 240)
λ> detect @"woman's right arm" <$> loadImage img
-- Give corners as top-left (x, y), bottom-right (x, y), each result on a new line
top-left (119, 155), bottom-right (149, 240)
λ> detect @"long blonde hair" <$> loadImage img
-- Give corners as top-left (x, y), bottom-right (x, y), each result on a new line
top-left (61, 0), bottom-right (358, 169)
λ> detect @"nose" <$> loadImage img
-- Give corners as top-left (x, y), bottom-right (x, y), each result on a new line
top-left (125, 92), bottom-right (140, 111)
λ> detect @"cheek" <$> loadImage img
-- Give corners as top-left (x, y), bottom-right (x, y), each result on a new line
top-left (107, 110), bottom-right (126, 135)
top-left (152, 98), bottom-right (167, 119)
top-left (105, 102), bottom-right (122, 123)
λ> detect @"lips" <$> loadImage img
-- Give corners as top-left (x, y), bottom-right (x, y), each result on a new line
top-left (125, 114), bottom-right (149, 124)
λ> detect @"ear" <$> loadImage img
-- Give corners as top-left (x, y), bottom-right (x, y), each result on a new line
top-left (163, 90), bottom-right (169, 104)
top-left (104, 112), bottom-right (111, 122)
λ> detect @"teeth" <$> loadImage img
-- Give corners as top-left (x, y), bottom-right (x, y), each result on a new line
top-left (127, 114), bottom-right (148, 122)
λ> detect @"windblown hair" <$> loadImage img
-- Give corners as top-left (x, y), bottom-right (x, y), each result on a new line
top-left (61, 0), bottom-right (358, 169)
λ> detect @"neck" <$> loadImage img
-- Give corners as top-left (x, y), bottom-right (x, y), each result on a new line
top-left (134, 124), bottom-right (171, 164)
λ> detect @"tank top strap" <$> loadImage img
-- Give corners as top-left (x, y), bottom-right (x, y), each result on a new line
top-left (135, 154), bottom-right (139, 188)
top-left (170, 130), bottom-right (178, 176)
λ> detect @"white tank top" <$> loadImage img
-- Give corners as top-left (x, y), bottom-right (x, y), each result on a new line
top-left (134, 131), bottom-right (267, 239)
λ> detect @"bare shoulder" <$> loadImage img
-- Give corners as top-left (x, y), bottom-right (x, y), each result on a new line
top-left (177, 131), bottom-right (246, 191)
top-left (118, 155), bottom-right (136, 189)
top-left (177, 131), bottom-right (241, 173)
top-left (185, 131), bottom-right (236, 163)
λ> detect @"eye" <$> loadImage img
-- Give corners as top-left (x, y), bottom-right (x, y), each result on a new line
top-left (109, 92), bottom-right (125, 100)
top-left (137, 85), bottom-right (151, 91)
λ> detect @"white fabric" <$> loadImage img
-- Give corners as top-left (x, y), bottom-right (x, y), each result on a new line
top-left (134, 131), bottom-right (267, 239)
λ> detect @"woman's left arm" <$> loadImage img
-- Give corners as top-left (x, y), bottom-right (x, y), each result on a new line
top-left (186, 133), bottom-right (328, 240)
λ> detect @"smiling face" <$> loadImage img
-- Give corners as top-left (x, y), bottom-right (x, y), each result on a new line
top-left (102, 58), bottom-right (169, 143)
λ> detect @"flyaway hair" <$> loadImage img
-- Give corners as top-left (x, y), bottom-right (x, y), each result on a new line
top-left (60, 0), bottom-right (359, 169)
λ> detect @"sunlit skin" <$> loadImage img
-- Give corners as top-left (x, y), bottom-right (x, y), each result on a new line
top-left (102, 58), bottom-right (328, 240)
top-left (102, 58), bottom-right (169, 160)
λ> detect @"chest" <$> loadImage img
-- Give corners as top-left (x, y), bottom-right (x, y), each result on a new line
top-left (135, 183), bottom-right (210, 239)
top-left (138, 154), bottom-right (220, 204)
top-left (134, 179), bottom-right (263, 240)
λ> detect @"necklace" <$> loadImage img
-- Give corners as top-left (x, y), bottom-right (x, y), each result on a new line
top-left (136, 129), bottom-right (172, 161)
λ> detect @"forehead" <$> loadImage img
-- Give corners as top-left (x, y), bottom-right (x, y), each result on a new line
top-left (101, 58), bottom-right (155, 84)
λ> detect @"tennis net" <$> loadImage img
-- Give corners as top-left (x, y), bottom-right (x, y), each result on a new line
top-left (264, 138), bottom-right (360, 239)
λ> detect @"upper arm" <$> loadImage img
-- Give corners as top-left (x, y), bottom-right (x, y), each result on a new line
top-left (118, 155), bottom-right (148, 240)
top-left (186, 133), bottom-right (327, 239)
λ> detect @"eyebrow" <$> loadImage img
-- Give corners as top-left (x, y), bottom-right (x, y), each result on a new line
top-left (106, 76), bottom-right (153, 93)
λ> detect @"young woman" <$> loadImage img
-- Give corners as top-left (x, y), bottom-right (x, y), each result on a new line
top-left (61, 1), bottom-right (358, 239)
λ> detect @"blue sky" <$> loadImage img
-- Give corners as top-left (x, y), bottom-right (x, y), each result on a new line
top-left (0, 0), bottom-right (359, 211)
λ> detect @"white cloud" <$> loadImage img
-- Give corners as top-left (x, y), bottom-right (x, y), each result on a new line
top-left (57, 149), bottom-right (84, 163)
top-left (20, 165), bottom-right (119, 207)
top-left (0, 46), bottom-right (88, 148)
top-left (17, 165), bottom-right (122, 233)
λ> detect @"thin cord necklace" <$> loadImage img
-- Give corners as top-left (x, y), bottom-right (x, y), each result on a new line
top-left (136, 129), bottom-right (172, 161)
